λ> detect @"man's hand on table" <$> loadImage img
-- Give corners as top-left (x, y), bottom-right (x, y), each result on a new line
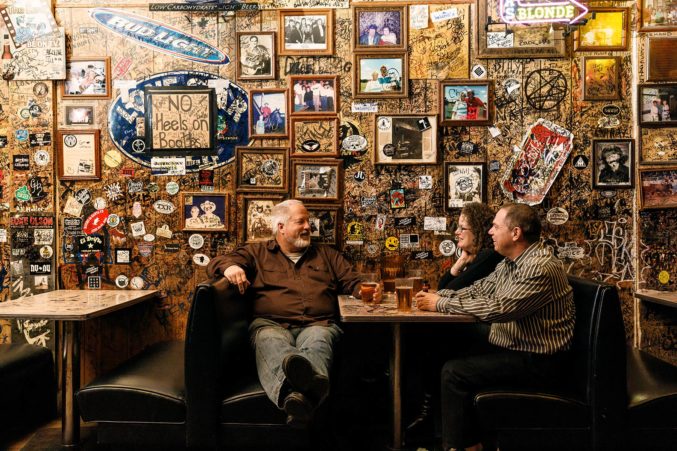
top-left (415, 291), bottom-right (440, 311)
top-left (358, 283), bottom-right (382, 303)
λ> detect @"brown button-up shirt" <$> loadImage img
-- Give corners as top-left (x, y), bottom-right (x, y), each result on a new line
top-left (207, 240), bottom-right (361, 327)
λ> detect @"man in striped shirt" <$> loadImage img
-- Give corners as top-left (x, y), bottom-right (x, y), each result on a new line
top-left (416, 204), bottom-right (575, 451)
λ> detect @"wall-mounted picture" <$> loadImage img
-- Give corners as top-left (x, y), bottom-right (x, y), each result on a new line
top-left (181, 193), bottom-right (229, 232)
top-left (575, 8), bottom-right (629, 51)
top-left (646, 37), bottom-right (677, 82)
top-left (236, 147), bottom-right (288, 193)
top-left (592, 139), bottom-right (634, 189)
top-left (445, 162), bottom-right (486, 209)
top-left (583, 57), bottom-right (621, 101)
top-left (374, 114), bottom-right (438, 165)
top-left (353, 4), bottom-right (407, 51)
top-left (440, 80), bottom-right (492, 126)
top-left (243, 195), bottom-right (285, 243)
top-left (290, 75), bottom-right (339, 115)
top-left (306, 204), bottom-right (341, 246)
top-left (354, 53), bottom-right (408, 98)
top-left (236, 32), bottom-right (276, 80)
top-left (62, 57), bottom-right (111, 98)
top-left (56, 129), bottom-right (101, 180)
top-left (290, 116), bottom-right (339, 158)
top-left (640, 127), bottom-right (677, 164)
top-left (639, 0), bottom-right (677, 32)
top-left (64, 105), bottom-right (94, 126)
top-left (144, 86), bottom-right (216, 154)
top-left (291, 159), bottom-right (342, 202)
top-left (639, 84), bottom-right (677, 126)
top-left (639, 168), bottom-right (677, 210)
top-left (249, 89), bottom-right (287, 138)
top-left (278, 9), bottom-right (334, 55)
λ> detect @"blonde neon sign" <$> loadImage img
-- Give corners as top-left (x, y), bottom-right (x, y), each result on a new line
top-left (500, 0), bottom-right (588, 25)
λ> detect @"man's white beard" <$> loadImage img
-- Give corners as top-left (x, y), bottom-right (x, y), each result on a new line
top-left (287, 234), bottom-right (310, 249)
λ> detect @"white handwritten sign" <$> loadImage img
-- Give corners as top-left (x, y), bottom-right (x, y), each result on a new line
top-left (410, 5), bottom-right (429, 29)
top-left (2, 28), bottom-right (65, 80)
top-left (431, 8), bottom-right (458, 23)
top-left (487, 31), bottom-right (514, 49)
top-left (259, 0), bottom-right (347, 8)
top-left (147, 88), bottom-right (213, 151)
top-left (351, 102), bottom-right (378, 113)
top-left (151, 157), bottom-right (186, 176)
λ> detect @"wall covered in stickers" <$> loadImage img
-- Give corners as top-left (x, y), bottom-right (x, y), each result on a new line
top-left (0, 0), bottom-right (675, 385)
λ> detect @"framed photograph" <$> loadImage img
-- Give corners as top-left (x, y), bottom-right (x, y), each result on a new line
top-left (592, 139), bottom-right (634, 189)
top-left (249, 89), bottom-right (287, 138)
top-left (181, 193), bottom-right (229, 232)
top-left (235, 147), bottom-right (288, 193)
top-left (236, 32), bottom-right (276, 80)
top-left (646, 37), bottom-right (677, 82)
top-left (289, 75), bottom-right (339, 115)
top-left (639, 168), bottom-right (677, 210)
top-left (306, 204), bottom-right (341, 246)
top-left (242, 195), bottom-right (285, 243)
top-left (583, 57), bottom-right (621, 101)
top-left (144, 86), bottom-right (216, 154)
top-left (56, 129), bottom-right (101, 180)
top-left (353, 4), bottom-right (407, 51)
top-left (354, 53), bottom-right (408, 99)
top-left (639, 84), bottom-right (677, 127)
top-left (639, 0), bottom-right (677, 32)
top-left (291, 159), bottom-right (342, 202)
top-left (575, 8), bottom-right (629, 51)
top-left (64, 105), bottom-right (94, 126)
top-left (444, 162), bottom-right (486, 210)
top-left (476, 0), bottom-right (567, 59)
top-left (62, 57), bottom-right (111, 99)
top-left (439, 80), bottom-right (493, 126)
top-left (373, 114), bottom-right (438, 165)
top-left (290, 116), bottom-right (339, 158)
top-left (640, 127), bottom-right (677, 165)
top-left (278, 9), bottom-right (334, 56)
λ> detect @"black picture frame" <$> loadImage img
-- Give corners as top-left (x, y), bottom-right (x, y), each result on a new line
top-left (592, 139), bottom-right (634, 189)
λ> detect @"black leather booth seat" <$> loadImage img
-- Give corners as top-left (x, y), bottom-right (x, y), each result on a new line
top-left (0, 343), bottom-right (56, 441)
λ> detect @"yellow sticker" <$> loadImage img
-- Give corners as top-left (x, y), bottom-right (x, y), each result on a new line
top-left (658, 271), bottom-right (670, 285)
top-left (385, 236), bottom-right (399, 251)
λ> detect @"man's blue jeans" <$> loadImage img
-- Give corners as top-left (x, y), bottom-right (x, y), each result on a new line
top-left (249, 317), bottom-right (343, 407)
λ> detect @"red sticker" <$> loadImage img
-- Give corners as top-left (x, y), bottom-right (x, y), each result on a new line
top-left (82, 209), bottom-right (109, 235)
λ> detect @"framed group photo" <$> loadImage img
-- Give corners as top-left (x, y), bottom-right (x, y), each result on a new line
top-left (236, 32), bottom-right (276, 81)
top-left (291, 159), bottom-right (342, 202)
top-left (639, 168), bottom-right (677, 210)
top-left (181, 193), bottom-right (229, 232)
top-left (62, 57), bottom-right (111, 98)
top-left (575, 8), bottom-right (629, 51)
top-left (236, 147), bottom-right (288, 193)
top-left (639, 84), bottom-right (677, 126)
top-left (639, 0), bottom-right (677, 32)
top-left (353, 4), bottom-right (407, 51)
top-left (592, 139), bottom-right (634, 189)
top-left (249, 89), bottom-right (287, 138)
top-left (242, 195), bottom-right (285, 243)
top-left (583, 57), bottom-right (621, 101)
top-left (440, 80), bottom-right (493, 126)
top-left (354, 53), bottom-right (408, 98)
top-left (56, 129), bottom-right (101, 180)
top-left (290, 75), bottom-right (339, 115)
top-left (290, 116), bottom-right (340, 158)
top-left (373, 114), bottom-right (438, 165)
top-left (278, 9), bottom-right (334, 55)
top-left (444, 162), bottom-right (486, 210)
top-left (306, 204), bottom-right (341, 246)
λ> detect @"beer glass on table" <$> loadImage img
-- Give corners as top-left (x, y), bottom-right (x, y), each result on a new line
top-left (406, 269), bottom-right (424, 294)
top-left (395, 278), bottom-right (414, 312)
top-left (360, 273), bottom-right (380, 304)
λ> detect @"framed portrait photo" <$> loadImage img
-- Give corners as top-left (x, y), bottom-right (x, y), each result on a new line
top-left (575, 8), bottom-right (629, 51)
top-left (181, 193), bottom-right (229, 232)
top-left (56, 129), bottom-right (101, 180)
top-left (646, 37), bottom-right (677, 82)
top-left (236, 32), bottom-right (276, 81)
top-left (639, 167), bottom-right (677, 210)
top-left (639, 0), bottom-right (677, 32)
top-left (291, 159), bottom-right (342, 202)
top-left (62, 57), bottom-right (111, 99)
top-left (374, 114), bottom-right (438, 165)
top-left (278, 9), bottom-right (334, 56)
top-left (306, 204), bottom-right (341, 246)
top-left (583, 57), bottom-right (621, 101)
top-left (249, 89), bottom-right (287, 138)
top-left (242, 195), bottom-right (285, 243)
top-left (354, 53), bottom-right (408, 99)
top-left (444, 162), bottom-right (486, 210)
top-left (236, 146), bottom-right (288, 193)
top-left (289, 75), bottom-right (339, 116)
top-left (440, 80), bottom-right (493, 126)
top-left (290, 116), bottom-right (339, 158)
top-left (353, 4), bottom-right (407, 52)
top-left (592, 139), bottom-right (634, 189)
top-left (639, 84), bottom-right (677, 127)
top-left (64, 105), bottom-right (94, 126)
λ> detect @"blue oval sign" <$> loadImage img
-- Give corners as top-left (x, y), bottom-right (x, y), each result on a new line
top-left (91, 8), bottom-right (229, 65)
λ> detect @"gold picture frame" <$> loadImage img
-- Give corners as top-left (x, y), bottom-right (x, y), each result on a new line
top-left (278, 9), bottom-right (334, 56)
top-left (575, 8), bottom-right (629, 51)
top-left (56, 129), bottom-right (101, 180)
top-left (290, 116), bottom-right (340, 158)
top-left (583, 57), bottom-right (621, 101)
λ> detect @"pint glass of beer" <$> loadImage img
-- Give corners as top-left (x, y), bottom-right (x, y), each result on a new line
top-left (406, 269), bottom-right (424, 294)
top-left (395, 278), bottom-right (414, 312)
top-left (360, 273), bottom-right (380, 304)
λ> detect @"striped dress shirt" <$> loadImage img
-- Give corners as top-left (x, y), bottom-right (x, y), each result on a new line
top-left (435, 242), bottom-right (575, 354)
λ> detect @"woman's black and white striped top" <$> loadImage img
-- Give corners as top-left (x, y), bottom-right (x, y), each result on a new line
top-left (435, 242), bottom-right (575, 354)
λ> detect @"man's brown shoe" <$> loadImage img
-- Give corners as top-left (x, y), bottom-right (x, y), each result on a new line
top-left (283, 391), bottom-right (312, 429)
top-left (282, 354), bottom-right (330, 404)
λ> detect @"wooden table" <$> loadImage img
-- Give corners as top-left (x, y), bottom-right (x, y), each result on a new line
top-left (636, 289), bottom-right (677, 309)
top-left (338, 295), bottom-right (474, 450)
top-left (0, 289), bottom-right (159, 448)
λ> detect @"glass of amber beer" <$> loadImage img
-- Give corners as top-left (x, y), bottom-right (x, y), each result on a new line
top-left (395, 278), bottom-right (414, 312)
top-left (406, 269), bottom-right (424, 294)
top-left (360, 273), bottom-right (380, 304)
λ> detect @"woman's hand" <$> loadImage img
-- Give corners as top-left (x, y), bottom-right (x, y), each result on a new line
top-left (450, 249), bottom-right (476, 276)
top-left (415, 291), bottom-right (440, 311)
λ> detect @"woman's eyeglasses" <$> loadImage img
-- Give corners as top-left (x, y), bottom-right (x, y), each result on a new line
top-left (455, 226), bottom-right (471, 232)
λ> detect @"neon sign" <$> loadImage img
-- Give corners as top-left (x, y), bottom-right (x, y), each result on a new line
top-left (500, 0), bottom-right (588, 25)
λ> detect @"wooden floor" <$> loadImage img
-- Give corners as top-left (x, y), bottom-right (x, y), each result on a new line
top-left (1, 419), bottom-right (98, 451)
